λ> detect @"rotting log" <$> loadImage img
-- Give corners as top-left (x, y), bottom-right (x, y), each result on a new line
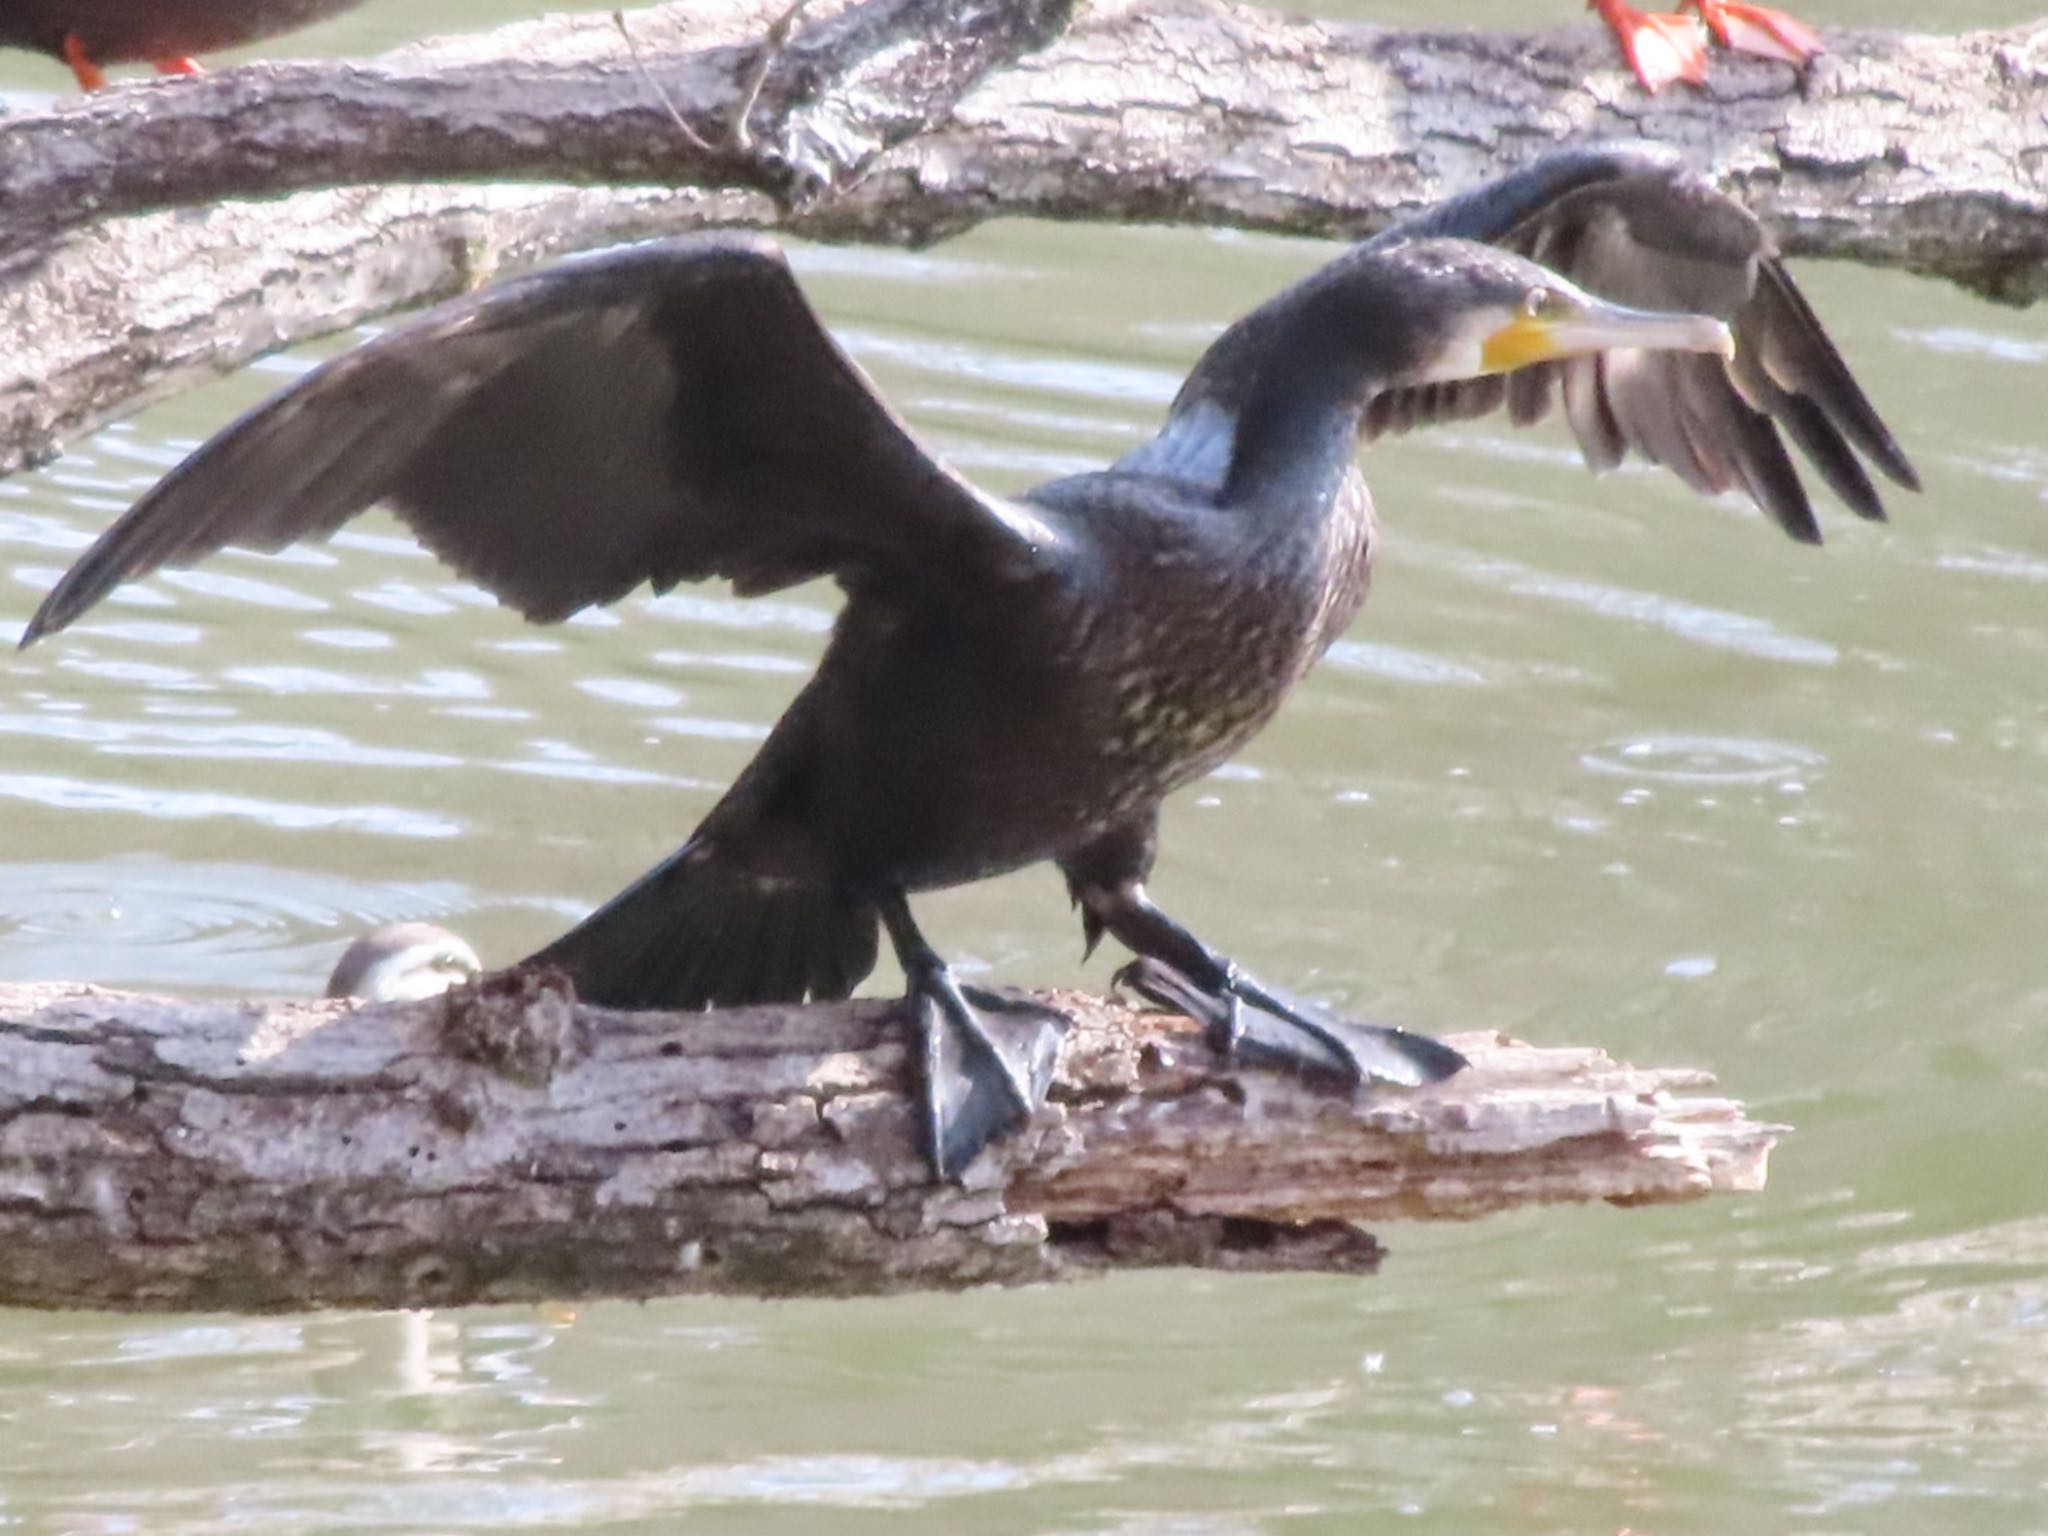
top-left (0, 973), bottom-right (1778, 1311)
top-left (0, 0), bottom-right (2043, 475)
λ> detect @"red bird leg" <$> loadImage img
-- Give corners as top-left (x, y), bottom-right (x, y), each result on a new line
top-left (1587, 0), bottom-right (1709, 90)
top-left (153, 57), bottom-right (207, 76)
top-left (1688, 0), bottom-right (1823, 65)
top-left (60, 34), bottom-right (109, 91)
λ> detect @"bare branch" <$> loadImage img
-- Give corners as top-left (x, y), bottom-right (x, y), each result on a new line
top-left (0, 0), bottom-right (2041, 475)
top-left (0, 182), bottom-right (771, 474)
top-left (0, 0), bottom-right (1078, 254)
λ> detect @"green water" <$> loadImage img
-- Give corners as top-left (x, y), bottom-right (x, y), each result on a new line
top-left (4, 2), bottom-right (2047, 1531)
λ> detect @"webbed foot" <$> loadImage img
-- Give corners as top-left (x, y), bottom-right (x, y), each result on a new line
top-left (910, 972), bottom-right (1066, 1178)
top-left (1116, 955), bottom-right (1466, 1088)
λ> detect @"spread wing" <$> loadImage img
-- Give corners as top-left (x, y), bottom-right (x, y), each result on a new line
top-left (1361, 147), bottom-right (1919, 543)
top-left (23, 233), bottom-right (1057, 646)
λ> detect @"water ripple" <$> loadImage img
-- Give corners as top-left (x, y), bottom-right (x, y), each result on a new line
top-left (1580, 734), bottom-right (1826, 786)
top-left (0, 711), bottom-right (452, 768)
top-left (159, 568), bottom-right (329, 613)
top-left (1934, 545), bottom-right (2048, 583)
top-left (1416, 544), bottom-right (1841, 665)
top-left (0, 773), bottom-right (461, 838)
top-left (1904, 326), bottom-right (2048, 365)
top-left (838, 325), bottom-right (1183, 409)
top-left (0, 509), bottom-right (92, 552)
top-left (642, 591), bottom-right (833, 635)
top-left (1324, 640), bottom-right (1487, 687)
top-left (577, 677), bottom-right (685, 709)
top-left (0, 859), bottom-right (477, 990)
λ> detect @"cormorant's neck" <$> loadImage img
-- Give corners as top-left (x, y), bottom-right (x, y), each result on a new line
top-left (1207, 268), bottom-right (1413, 515)
top-left (1117, 245), bottom-right (1430, 517)
top-left (1218, 343), bottom-right (1381, 514)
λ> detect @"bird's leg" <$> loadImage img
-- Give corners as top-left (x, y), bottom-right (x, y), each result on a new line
top-left (60, 35), bottom-right (107, 91)
top-left (152, 57), bottom-right (206, 77)
top-left (1586, 0), bottom-right (1709, 90)
top-left (1076, 877), bottom-right (1467, 1089)
top-left (875, 890), bottom-right (1066, 1179)
top-left (1685, 0), bottom-right (1821, 66)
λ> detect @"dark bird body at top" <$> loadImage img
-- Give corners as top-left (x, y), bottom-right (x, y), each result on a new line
top-left (22, 148), bottom-right (1918, 1176)
top-left (0, 0), bottom-right (366, 88)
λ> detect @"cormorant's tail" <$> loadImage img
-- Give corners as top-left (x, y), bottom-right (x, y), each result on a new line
top-left (523, 841), bottom-right (879, 1009)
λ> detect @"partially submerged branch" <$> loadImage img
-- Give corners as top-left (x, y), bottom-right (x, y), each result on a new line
top-left (0, 975), bottom-right (1777, 1311)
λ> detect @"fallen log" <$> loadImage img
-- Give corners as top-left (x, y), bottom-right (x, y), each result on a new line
top-left (0, 972), bottom-right (1778, 1311)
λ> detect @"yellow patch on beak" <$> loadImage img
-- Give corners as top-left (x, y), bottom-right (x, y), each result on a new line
top-left (1479, 314), bottom-right (1569, 374)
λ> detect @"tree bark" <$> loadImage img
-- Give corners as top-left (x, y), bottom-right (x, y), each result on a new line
top-left (0, 0), bottom-right (2043, 475)
top-left (0, 973), bottom-right (1776, 1310)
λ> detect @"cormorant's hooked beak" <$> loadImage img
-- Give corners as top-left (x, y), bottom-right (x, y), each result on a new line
top-left (1480, 300), bottom-right (1735, 374)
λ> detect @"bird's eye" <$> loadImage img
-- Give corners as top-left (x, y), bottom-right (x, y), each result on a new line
top-left (1522, 286), bottom-right (1559, 319)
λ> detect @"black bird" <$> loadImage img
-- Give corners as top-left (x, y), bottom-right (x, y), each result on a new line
top-left (21, 147), bottom-right (1916, 1176)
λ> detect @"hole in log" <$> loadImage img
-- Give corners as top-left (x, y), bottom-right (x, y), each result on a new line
top-left (402, 1251), bottom-right (472, 1301)
top-left (1218, 1217), bottom-right (1279, 1252)
top-left (1045, 1219), bottom-right (1111, 1255)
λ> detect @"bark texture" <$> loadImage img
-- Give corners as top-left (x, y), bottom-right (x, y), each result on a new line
top-left (0, 0), bottom-right (2043, 474)
top-left (0, 973), bottom-right (1777, 1311)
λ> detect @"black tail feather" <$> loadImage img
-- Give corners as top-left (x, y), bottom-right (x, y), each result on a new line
top-left (522, 842), bottom-right (878, 1010)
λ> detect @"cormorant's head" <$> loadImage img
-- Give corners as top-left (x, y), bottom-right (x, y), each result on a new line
top-left (326, 922), bottom-right (482, 1002)
top-left (1374, 239), bottom-right (1734, 385)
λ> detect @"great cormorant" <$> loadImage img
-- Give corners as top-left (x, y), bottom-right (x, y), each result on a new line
top-left (21, 147), bottom-right (1917, 1176)
top-left (0, 0), bottom-right (368, 89)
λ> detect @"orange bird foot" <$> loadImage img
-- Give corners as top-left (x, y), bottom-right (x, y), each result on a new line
top-left (153, 56), bottom-right (207, 76)
top-left (1588, 0), bottom-right (1709, 90)
top-left (1688, 0), bottom-right (1823, 65)
top-left (59, 33), bottom-right (108, 91)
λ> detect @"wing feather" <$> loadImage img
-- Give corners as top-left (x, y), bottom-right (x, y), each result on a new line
top-left (24, 234), bottom-right (1052, 646)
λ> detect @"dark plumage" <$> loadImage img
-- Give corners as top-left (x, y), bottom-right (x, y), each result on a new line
top-left (21, 147), bottom-right (1916, 1176)
top-left (0, 0), bottom-right (367, 89)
